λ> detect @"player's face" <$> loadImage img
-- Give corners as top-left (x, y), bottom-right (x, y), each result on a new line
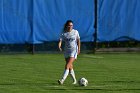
top-left (67, 22), bottom-right (73, 31)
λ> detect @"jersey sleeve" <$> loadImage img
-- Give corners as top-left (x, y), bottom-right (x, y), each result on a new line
top-left (59, 33), bottom-right (64, 41)
top-left (76, 30), bottom-right (80, 39)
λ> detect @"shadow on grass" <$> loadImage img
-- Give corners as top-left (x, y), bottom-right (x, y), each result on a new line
top-left (103, 80), bottom-right (140, 84)
top-left (0, 82), bottom-right (140, 91)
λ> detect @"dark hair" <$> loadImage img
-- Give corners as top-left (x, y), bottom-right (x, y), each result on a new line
top-left (63, 20), bottom-right (73, 32)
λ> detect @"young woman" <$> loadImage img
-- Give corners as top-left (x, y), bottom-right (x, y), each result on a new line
top-left (58, 20), bottom-right (81, 85)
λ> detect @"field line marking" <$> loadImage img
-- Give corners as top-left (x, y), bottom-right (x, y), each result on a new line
top-left (82, 55), bottom-right (104, 59)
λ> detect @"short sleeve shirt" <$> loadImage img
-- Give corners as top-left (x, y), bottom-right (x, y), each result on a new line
top-left (60, 29), bottom-right (80, 51)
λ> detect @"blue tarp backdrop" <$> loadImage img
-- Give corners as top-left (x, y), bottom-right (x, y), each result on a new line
top-left (0, 0), bottom-right (94, 44)
top-left (0, 0), bottom-right (140, 44)
top-left (98, 0), bottom-right (140, 42)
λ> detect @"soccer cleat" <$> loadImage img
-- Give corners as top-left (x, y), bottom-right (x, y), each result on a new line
top-left (72, 81), bottom-right (77, 84)
top-left (58, 80), bottom-right (63, 85)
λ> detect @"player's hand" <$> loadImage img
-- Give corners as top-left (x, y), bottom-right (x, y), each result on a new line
top-left (78, 49), bottom-right (80, 55)
top-left (59, 47), bottom-right (62, 51)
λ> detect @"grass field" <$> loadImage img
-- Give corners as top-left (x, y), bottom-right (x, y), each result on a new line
top-left (0, 53), bottom-right (140, 93)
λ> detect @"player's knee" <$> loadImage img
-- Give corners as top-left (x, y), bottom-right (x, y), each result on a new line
top-left (66, 64), bottom-right (71, 69)
top-left (70, 65), bottom-right (73, 69)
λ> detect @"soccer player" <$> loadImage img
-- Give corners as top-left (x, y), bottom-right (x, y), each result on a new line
top-left (58, 20), bottom-right (81, 85)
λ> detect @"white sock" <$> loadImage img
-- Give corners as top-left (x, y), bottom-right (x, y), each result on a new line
top-left (61, 69), bottom-right (69, 82)
top-left (70, 69), bottom-right (76, 82)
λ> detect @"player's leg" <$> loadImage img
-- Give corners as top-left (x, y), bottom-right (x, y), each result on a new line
top-left (70, 69), bottom-right (77, 84)
top-left (69, 50), bottom-right (78, 84)
top-left (58, 58), bottom-right (70, 85)
top-left (68, 57), bottom-right (77, 84)
top-left (60, 57), bottom-right (75, 83)
top-left (58, 51), bottom-right (77, 85)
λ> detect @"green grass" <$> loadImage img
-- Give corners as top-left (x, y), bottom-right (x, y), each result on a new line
top-left (0, 53), bottom-right (140, 93)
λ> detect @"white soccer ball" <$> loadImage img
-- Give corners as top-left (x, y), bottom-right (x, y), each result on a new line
top-left (78, 77), bottom-right (88, 86)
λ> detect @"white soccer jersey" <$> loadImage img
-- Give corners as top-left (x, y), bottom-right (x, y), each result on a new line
top-left (60, 29), bottom-right (80, 58)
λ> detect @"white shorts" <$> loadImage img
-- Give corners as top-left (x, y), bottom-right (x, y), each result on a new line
top-left (64, 49), bottom-right (78, 59)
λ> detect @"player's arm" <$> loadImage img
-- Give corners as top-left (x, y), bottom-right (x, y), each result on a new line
top-left (77, 38), bottom-right (81, 54)
top-left (58, 39), bottom-right (62, 51)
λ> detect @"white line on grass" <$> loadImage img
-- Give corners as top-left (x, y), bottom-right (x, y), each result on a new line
top-left (90, 84), bottom-right (123, 88)
top-left (45, 85), bottom-right (60, 88)
top-left (82, 55), bottom-right (104, 59)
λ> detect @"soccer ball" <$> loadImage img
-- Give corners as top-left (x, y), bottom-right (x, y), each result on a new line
top-left (78, 77), bottom-right (88, 86)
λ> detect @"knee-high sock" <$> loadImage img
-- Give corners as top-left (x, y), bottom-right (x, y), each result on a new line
top-left (70, 69), bottom-right (76, 82)
top-left (61, 69), bottom-right (69, 82)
